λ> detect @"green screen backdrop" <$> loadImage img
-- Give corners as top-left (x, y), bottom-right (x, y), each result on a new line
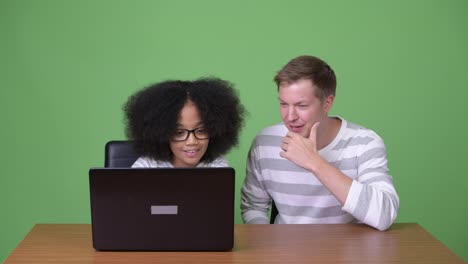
top-left (1, 0), bottom-right (467, 261)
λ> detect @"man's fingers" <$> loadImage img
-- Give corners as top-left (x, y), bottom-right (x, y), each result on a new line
top-left (279, 151), bottom-right (287, 159)
top-left (309, 122), bottom-right (320, 140)
top-left (281, 142), bottom-right (288, 152)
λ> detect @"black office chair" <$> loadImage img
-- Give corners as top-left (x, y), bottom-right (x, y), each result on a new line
top-left (270, 201), bottom-right (279, 224)
top-left (104, 140), bottom-right (139, 168)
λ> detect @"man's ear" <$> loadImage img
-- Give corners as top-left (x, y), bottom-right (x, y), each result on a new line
top-left (323, 95), bottom-right (335, 113)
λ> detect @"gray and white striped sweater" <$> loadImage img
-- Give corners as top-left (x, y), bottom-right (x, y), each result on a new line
top-left (240, 117), bottom-right (399, 231)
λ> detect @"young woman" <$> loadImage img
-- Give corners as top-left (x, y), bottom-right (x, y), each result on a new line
top-left (123, 77), bottom-right (246, 168)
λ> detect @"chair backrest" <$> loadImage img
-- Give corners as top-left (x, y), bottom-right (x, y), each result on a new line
top-left (270, 201), bottom-right (279, 224)
top-left (104, 140), bottom-right (139, 168)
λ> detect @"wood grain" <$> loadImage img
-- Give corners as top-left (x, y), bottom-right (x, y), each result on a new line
top-left (4, 223), bottom-right (465, 263)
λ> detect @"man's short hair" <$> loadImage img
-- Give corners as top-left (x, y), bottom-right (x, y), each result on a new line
top-left (274, 55), bottom-right (337, 101)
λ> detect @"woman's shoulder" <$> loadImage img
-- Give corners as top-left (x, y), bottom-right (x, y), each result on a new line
top-left (132, 157), bottom-right (172, 168)
top-left (199, 156), bottom-right (229, 167)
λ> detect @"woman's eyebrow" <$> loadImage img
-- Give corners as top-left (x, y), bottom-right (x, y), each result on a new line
top-left (175, 122), bottom-right (204, 128)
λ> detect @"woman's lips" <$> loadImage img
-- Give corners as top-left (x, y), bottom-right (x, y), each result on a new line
top-left (183, 149), bottom-right (199, 157)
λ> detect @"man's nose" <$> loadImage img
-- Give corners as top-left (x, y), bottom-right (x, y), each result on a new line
top-left (287, 107), bottom-right (298, 121)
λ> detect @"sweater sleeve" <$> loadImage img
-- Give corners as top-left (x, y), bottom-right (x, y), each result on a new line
top-left (240, 142), bottom-right (271, 224)
top-left (342, 135), bottom-right (400, 231)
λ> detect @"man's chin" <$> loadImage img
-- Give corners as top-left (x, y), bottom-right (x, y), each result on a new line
top-left (289, 126), bottom-right (311, 138)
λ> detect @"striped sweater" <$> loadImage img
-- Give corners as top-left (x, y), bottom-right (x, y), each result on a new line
top-left (240, 117), bottom-right (399, 230)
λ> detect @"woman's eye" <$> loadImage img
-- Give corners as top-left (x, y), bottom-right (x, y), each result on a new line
top-left (175, 130), bottom-right (185, 136)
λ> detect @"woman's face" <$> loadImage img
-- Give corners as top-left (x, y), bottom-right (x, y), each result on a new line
top-left (170, 100), bottom-right (209, 167)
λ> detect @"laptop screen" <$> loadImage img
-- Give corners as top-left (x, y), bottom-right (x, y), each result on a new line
top-left (89, 167), bottom-right (235, 251)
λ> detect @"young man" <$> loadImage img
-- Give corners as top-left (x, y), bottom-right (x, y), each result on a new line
top-left (240, 55), bottom-right (399, 230)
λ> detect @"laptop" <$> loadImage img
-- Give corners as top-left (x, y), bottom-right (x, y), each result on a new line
top-left (89, 167), bottom-right (235, 251)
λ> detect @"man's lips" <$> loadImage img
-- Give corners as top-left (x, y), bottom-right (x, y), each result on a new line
top-left (288, 124), bottom-right (304, 132)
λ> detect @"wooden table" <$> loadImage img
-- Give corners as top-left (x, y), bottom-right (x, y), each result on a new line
top-left (4, 223), bottom-right (464, 263)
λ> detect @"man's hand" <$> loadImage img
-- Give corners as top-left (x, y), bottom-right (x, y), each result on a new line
top-left (280, 122), bottom-right (323, 172)
top-left (280, 121), bottom-right (352, 205)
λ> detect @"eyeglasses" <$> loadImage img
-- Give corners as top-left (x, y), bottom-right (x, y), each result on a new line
top-left (171, 127), bottom-right (209, 142)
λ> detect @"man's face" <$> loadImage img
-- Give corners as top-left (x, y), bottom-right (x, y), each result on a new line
top-left (278, 79), bottom-right (333, 138)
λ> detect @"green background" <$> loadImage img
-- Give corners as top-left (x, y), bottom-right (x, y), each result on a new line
top-left (1, 0), bottom-right (467, 261)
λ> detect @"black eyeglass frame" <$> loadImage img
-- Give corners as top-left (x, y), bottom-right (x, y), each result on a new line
top-left (171, 128), bottom-right (210, 142)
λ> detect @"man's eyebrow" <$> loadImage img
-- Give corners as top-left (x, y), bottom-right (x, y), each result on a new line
top-left (278, 98), bottom-right (309, 105)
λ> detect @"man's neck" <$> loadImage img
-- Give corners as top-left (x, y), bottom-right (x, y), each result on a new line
top-left (316, 116), bottom-right (341, 150)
